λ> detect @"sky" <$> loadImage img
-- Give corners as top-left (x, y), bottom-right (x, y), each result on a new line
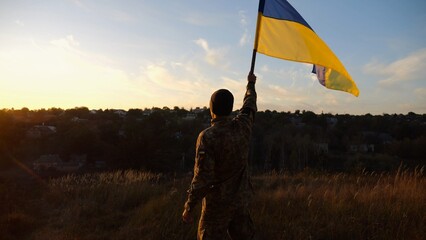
top-left (1, 0), bottom-right (425, 115)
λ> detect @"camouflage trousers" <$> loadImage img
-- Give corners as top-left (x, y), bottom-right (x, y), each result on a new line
top-left (197, 205), bottom-right (254, 240)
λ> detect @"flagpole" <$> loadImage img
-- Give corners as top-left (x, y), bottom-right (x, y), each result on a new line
top-left (249, 49), bottom-right (257, 74)
top-left (250, 5), bottom-right (262, 74)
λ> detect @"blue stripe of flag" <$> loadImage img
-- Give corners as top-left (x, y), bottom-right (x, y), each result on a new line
top-left (259, 0), bottom-right (313, 30)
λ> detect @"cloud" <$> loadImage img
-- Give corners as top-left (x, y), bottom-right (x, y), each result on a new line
top-left (260, 65), bottom-right (270, 72)
top-left (69, 0), bottom-right (89, 11)
top-left (256, 83), bottom-right (350, 113)
top-left (221, 77), bottom-right (246, 100)
top-left (69, 1), bottom-right (134, 23)
top-left (50, 35), bottom-right (80, 50)
top-left (263, 84), bottom-right (307, 103)
top-left (238, 10), bottom-right (249, 46)
top-left (239, 32), bottom-right (248, 47)
top-left (259, 63), bottom-right (314, 88)
top-left (194, 38), bottom-right (227, 66)
top-left (132, 61), bottom-right (217, 108)
top-left (110, 9), bottom-right (135, 23)
top-left (414, 88), bottom-right (426, 100)
top-left (267, 84), bottom-right (290, 96)
top-left (15, 20), bottom-right (24, 27)
top-left (182, 13), bottom-right (218, 26)
top-left (222, 77), bottom-right (245, 90)
top-left (142, 64), bottom-right (196, 94)
top-left (363, 48), bottom-right (426, 85)
top-left (323, 93), bottom-right (339, 106)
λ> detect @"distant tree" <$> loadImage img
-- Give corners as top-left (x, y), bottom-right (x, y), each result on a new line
top-left (65, 107), bottom-right (90, 119)
top-left (127, 109), bottom-right (144, 118)
top-left (302, 111), bottom-right (316, 124)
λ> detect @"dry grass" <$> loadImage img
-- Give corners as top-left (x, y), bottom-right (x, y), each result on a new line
top-left (252, 168), bottom-right (425, 240)
top-left (1, 168), bottom-right (424, 240)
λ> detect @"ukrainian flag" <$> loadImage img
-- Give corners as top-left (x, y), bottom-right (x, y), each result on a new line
top-left (254, 0), bottom-right (359, 96)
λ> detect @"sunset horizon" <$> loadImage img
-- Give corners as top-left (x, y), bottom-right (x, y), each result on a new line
top-left (1, 0), bottom-right (425, 114)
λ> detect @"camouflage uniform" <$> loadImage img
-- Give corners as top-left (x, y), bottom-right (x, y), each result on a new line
top-left (184, 81), bottom-right (257, 240)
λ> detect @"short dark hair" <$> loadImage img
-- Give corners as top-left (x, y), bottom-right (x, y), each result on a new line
top-left (210, 89), bottom-right (234, 116)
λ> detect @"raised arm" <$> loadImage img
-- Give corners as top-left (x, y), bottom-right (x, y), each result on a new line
top-left (240, 73), bottom-right (257, 121)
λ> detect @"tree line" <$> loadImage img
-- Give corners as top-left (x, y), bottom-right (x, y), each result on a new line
top-left (0, 107), bottom-right (425, 173)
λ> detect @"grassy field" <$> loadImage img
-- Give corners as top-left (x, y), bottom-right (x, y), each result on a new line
top-left (0, 168), bottom-right (425, 240)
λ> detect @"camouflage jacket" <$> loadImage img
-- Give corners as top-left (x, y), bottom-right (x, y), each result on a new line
top-left (184, 81), bottom-right (257, 213)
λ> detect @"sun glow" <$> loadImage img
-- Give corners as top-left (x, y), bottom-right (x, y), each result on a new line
top-left (0, 37), bottom-right (134, 110)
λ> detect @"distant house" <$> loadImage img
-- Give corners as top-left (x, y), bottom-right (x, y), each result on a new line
top-left (118, 129), bottom-right (126, 138)
top-left (326, 117), bottom-right (338, 127)
top-left (95, 161), bottom-right (107, 169)
top-left (183, 113), bottom-right (197, 121)
top-left (71, 117), bottom-right (88, 122)
top-left (56, 160), bottom-right (85, 172)
top-left (192, 107), bottom-right (206, 114)
top-left (114, 110), bottom-right (127, 118)
top-left (70, 154), bottom-right (87, 163)
top-left (26, 125), bottom-right (57, 138)
top-left (174, 131), bottom-right (183, 140)
top-left (315, 143), bottom-right (329, 154)
top-left (378, 133), bottom-right (394, 145)
top-left (361, 131), bottom-right (395, 146)
top-left (290, 117), bottom-right (306, 128)
top-left (33, 154), bottom-right (86, 172)
top-left (349, 144), bottom-right (375, 153)
top-left (143, 109), bottom-right (153, 116)
top-left (33, 154), bottom-right (62, 171)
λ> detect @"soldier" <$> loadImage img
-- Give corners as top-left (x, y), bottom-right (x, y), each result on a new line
top-left (182, 73), bottom-right (257, 240)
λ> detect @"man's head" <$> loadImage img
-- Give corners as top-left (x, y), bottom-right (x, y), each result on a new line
top-left (210, 89), bottom-right (234, 117)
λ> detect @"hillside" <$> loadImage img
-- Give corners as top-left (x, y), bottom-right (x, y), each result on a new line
top-left (1, 169), bottom-right (424, 239)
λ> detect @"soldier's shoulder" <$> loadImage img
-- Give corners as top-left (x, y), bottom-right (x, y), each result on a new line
top-left (201, 125), bottom-right (229, 143)
top-left (199, 126), bottom-right (214, 139)
top-left (232, 112), bottom-right (253, 129)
